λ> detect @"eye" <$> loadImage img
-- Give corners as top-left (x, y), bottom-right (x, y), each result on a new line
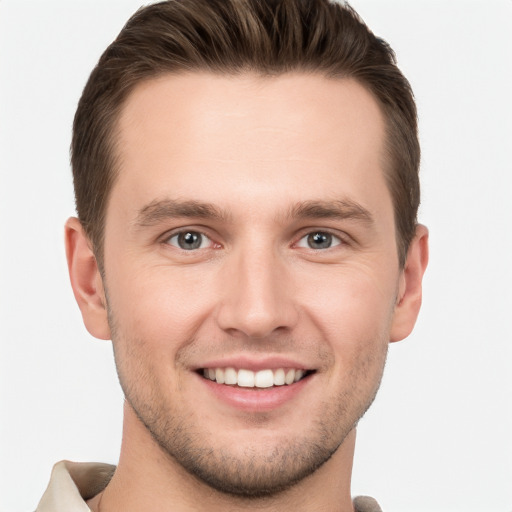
top-left (296, 231), bottom-right (342, 250)
top-left (166, 231), bottom-right (212, 250)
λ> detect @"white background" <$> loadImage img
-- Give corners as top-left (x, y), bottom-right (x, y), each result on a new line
top-left (0, 1), bottom-right (511, 511)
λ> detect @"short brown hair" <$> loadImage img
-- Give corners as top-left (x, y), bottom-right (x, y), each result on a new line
top-left (72, 0), bottom-right (420, 268)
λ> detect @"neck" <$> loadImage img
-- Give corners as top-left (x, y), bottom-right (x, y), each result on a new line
top-left (93, 404), bottom-right (356, 512)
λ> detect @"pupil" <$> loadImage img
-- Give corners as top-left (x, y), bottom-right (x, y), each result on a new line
top-left (179, 232), bottom-right (201, 250)
top-left (308, 232), bottom-right (331, 249)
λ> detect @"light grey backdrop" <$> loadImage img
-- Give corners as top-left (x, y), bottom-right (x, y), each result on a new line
top-left (1, 1), bottom-right (511, 511)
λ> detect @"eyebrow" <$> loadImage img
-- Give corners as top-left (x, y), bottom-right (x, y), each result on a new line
top-left (286, 199), bottom-right (374, 225)
top-left (134, 199), bottom-right (230, 227)
top-left (133, 198), bottom-right (374, 228)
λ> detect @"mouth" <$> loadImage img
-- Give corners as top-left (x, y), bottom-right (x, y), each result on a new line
top-left (198, 367), bottom-right (314, 388)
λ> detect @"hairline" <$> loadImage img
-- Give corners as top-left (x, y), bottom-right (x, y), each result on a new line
top-left (90, 69), bottom-right (411, 272)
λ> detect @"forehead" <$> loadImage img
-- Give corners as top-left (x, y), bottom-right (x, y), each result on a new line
top-left (111, 72), bottom-right (390, 221)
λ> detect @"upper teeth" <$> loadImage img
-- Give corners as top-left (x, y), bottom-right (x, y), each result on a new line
top-left (203, 368), bottom-right (306, 388)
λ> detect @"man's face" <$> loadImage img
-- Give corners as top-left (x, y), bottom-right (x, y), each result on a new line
top-left (100, 73), bottom-right (405, 495)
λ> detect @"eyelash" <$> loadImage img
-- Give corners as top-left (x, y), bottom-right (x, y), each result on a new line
top-left (164, 230), bottom-right (217, 251)
top-left (295, 230), bottom-right (344, 250)
top-left (162, 228), bottom-right (347, 252)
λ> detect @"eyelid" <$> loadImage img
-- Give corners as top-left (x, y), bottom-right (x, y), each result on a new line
top-left (158, 226), bottom-right (351, 251)
top-left (161, 227), bottom-right (219, 250)
top-left (293, 229), bottom-right (348, 250)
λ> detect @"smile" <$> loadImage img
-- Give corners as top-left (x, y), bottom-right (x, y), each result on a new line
top-left (201, 367), bottom-right (311, 388)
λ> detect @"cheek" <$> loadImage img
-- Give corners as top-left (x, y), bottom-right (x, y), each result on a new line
top-left (309, 273), bottom-right (393, 408)
top-left (106, 262), bottom-right (217, 344)
top-left (106, 269), bottom-right (204, 398)
top-left (300, 263), bottom-right (397, 374)
top-left (304, 263), bottom-right (397, 330)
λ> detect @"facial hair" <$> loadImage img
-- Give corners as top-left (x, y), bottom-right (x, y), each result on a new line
top-left (107, 301), bottom-right (389, 498)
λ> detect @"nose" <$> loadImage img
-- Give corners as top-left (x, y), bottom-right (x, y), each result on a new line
top-left (215, 245), bottom-right (299, 339)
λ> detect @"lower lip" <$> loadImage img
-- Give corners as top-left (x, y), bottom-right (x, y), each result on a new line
top-left (198, 373), bottom-right (312, 412)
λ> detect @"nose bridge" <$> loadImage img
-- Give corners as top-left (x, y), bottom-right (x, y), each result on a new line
top-left (216, 236), bottom-right (297, 338)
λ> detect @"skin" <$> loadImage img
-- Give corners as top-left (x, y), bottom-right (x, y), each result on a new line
top-left (66, 72), bottom-right (428, 511)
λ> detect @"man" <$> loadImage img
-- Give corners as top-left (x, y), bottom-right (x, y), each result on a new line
top-left (37, 0), bottom-right (428, 510)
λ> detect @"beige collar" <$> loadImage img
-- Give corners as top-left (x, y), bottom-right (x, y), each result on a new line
top-left (36, 461), bottom-right (115, 512)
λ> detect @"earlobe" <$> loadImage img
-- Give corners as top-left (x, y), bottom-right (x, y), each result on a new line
top-left (65, 217), bottom-right (111, 340)
top-left (390, 224), bottom-right (429, 343)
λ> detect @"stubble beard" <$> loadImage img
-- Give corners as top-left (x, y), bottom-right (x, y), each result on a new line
top-left (120, 379), bottom-right (377, 499)
top-left (127, 396), bottom-right (347, 498)
top-left (107, 308), bottom-right (388, 498)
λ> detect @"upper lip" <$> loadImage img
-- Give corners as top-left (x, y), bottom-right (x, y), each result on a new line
top-left (194, 355), bottom-right (313, 372)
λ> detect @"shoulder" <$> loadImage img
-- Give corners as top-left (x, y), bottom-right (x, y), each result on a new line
top-left (353, 495), bottom-right (383, 512)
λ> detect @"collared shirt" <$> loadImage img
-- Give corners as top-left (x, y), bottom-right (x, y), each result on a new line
top-left (36, 460), bottom-right (382, 511)
top-left (36, 461), bottom-right (115, 512)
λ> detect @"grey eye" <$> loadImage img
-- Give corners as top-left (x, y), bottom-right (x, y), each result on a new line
top-left (297, 231), bottom-right (341, 250)
top-left (168, 231), bottom-right (210, 250)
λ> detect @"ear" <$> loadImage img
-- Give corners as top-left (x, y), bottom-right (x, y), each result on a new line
top-left (65, 217), bottom-right (111, 340)
top-left (390, 224), bottom-right (429, 343)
